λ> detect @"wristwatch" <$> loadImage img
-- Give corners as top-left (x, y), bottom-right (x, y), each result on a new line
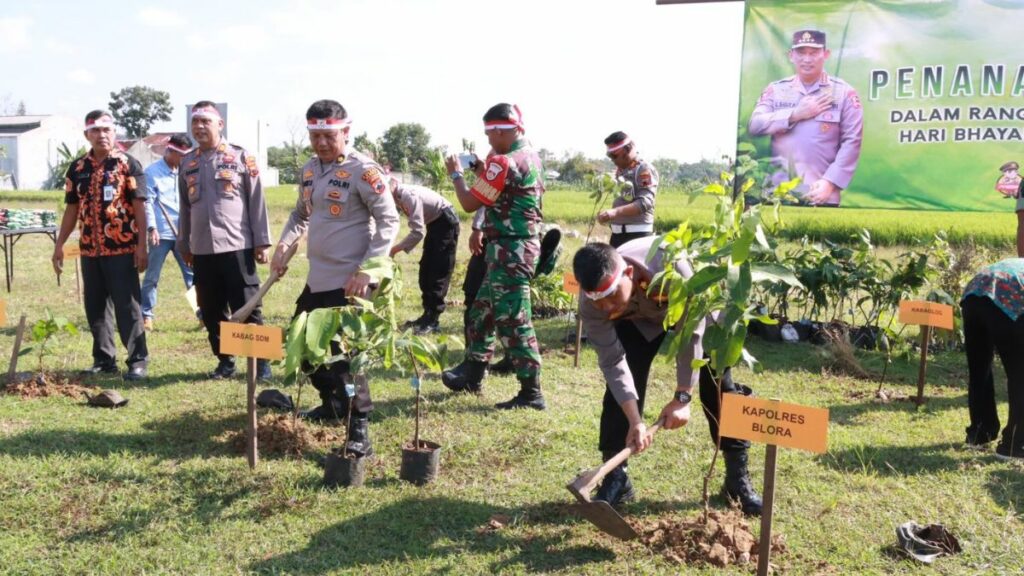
top-left (673, 390), bottom-right (692, 405)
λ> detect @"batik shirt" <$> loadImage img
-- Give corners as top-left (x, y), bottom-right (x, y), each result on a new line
top-left (962, 259), bottom-right (1024, 320)
top-left (64, 150), bottom-right (147, 257)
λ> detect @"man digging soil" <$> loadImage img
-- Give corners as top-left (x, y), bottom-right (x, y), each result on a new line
top-left (572, 240), bottom-right (763, 515)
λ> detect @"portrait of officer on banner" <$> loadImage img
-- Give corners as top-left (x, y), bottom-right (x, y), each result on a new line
top-left (747, 29), bottom-right (863, 207)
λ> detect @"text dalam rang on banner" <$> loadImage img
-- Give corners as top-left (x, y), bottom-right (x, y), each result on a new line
top-left (869, 64), bottom-right (1024, 100)
top-left (891, 106), bottom-right (1024, 123)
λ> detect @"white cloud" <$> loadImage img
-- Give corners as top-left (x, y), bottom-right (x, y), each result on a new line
top-left (137, 7), bottom-right (185, 28)
top-left (0, 17), bottom-right (31, 53)
top-left (67, 68), bottom-right (96, 85)
top-left (44, 37), bottom-right (76, 56)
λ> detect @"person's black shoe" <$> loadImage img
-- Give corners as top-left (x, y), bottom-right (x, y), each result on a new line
top-left (345, 413), bottom-right (374, 457)
top-left (593, 463), bottom-right (635, 507)
top-left (209, 358), bottom-right (236, 380)
top-left (494, 376), bottom-right (546, 410)
top-left (489, 355), bottom-right (515, 375)
top-left (80, 363), bottom-right (119, 376)
top-left (123, 366), bottom-right (147, 381)
top-left (441, 360), bottom-right (487, 393)
top-left (402, 315), bottom-right (426, 330)
top-left (995, 443), bottom-right (1024, 462)
top-left (723, 450), bottom-right (763, 516)
top-left (964, 429), bottom-right (997, 451)
top-left (256, 359), bottom-right (272, 383)
top-left (300, 396), bottom-right (347, 422)
top-left (414, 321), bottom-right (440, 335)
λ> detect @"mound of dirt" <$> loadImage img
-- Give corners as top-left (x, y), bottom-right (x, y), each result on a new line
top-left (223, 414), bottom-right (342, 456)
top-left (638, 508), bottom-right (785, 568)
top-left (3, 372), bottom-right (96, 400)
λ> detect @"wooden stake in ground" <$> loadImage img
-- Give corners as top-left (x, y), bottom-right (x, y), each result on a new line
top-left (246, 356), bottom-right (258, 469)
top-left (915, 325), bottom-right (932, 406)
top-left (756, 444), bottom-right (779, 576)
top-left (896, 300), bottom-right (953, 406)
top-left (6, 314), bottom-right (26, 383)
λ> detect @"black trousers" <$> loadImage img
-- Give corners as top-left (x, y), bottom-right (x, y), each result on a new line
top-left (419, 209), bottom-right (460, 318)
top-left (193, 249), bottom-right (262, 360)
top-left (610, 231), bottom-right (653, 249)
top-left (293, 286), bottom-right (372, 413)
top-left (463, 238), bottom-right (489, 342)
top-left (598, 319), bottom-right (751, 455)
top-left (963, 295), bottom-right (1024, 450)
top-left (81, 254), bottom-right (148, 369)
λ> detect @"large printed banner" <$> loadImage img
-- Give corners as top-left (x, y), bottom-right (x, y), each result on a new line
top-left (738, 0), bottom-right (1024, 211)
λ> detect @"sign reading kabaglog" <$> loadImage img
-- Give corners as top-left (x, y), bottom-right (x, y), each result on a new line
top-left (738, 0), bottom-right (1024, 211)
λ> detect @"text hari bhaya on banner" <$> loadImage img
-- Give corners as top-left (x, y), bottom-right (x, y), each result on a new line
top-left (737, 0), bottom-right (1024, 212)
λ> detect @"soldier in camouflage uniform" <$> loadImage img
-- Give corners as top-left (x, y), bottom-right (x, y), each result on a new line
top-left (441, 103), bottom-right (546, 410)
top-left (597, 131), bottom-right (659, 248)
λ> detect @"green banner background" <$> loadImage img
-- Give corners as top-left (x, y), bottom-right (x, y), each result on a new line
top-left (738, 0), bottom-right (1024, 211)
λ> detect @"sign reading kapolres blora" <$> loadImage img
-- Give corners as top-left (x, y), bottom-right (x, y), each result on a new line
top-left (737, 0), bottom-right (1024, 211)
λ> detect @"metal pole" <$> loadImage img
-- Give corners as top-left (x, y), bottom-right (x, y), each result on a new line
top-left (915, 325), bottom-right (931, 406)
top-left (246, 356), bottom-right (258, 469)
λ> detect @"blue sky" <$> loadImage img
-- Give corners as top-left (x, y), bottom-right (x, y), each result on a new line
top-left (2, 0), bottom-right (744, 162)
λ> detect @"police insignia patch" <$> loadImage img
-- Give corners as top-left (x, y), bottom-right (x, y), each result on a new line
top-left (217, 143), bottom-right (227, 153)
top-left (303, 169), bottom-right (314, 180)
top-left (638, 169), bottom-right (653, 188)
top-left (821, 123), bottom-right (831, 133)
top-left (335, 170), bottom-right (351, 179)
top-left (849, 91), bottom-right (862, 109)
top-left (188, 186), bottom-right (197, 197)
top-left (327, 190), bottom-right (341, 199)
top-left (217, 169), bottom-right (234, 180)
top-left (362, 167), bottom-right (386, 194)
top-left (245, 155), bottom-right (258, 177)
top-left (188, 160), bottom-right (198, 168)
top-left (329, 204), bottom-right (342, 216)
top-left (221, 154), bottom-right (235, 163)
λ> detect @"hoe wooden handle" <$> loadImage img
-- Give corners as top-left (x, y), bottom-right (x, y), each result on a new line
top-left (229, 241), bottom-right (300, 323)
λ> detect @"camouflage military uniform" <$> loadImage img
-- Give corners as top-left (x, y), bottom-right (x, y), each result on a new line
top-left (465, 139), bottom-right (544, 380)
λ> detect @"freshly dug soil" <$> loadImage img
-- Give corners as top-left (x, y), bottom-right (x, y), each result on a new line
top-left (402, 439), bottom-right (439, 453)
top-left (223, 413), bottom-right (341, 456)
top-left (3, 371), bottom-right (96, 400)
top-left (637, 508), bottom-right (785, 568)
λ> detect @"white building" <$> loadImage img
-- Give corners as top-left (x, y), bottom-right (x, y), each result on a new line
top-left (0, 115), bottom-right (85, 190)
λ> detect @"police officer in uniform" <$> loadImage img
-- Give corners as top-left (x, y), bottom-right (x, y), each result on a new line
top-left (748, 30), bottom-right (863, 206)
top-left (573, 240), bottom-right (763, 515)
top-left (178, 101), bottom-right (272, 381)
top-left (597, 132), bottom-right (658, 248)
top-left (441, 103), bottom-right (547, 410)
top-left (389, 177), bottom-right (459, 334)
top-left (271, 99), bottom-right (399, 456)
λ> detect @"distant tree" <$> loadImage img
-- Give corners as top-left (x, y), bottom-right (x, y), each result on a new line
top-left (651, 158), bottom-right (681, 184)
top-left (353, 132), bottom-right (381, 160)
top-left (108, 86), bottom-right (173, 138)
top-left (16, 100), bottom-right (26, 116)
top-left (461, 138), bottom-right (476, 154)
top-left (677, 158), bottom-right (729, 184)
top-left (558, 152), bottom-right (599, 183)
top-left (379, 123), bottom-right (431, 171)
top-left (414, 147), bottom-right (451, 192)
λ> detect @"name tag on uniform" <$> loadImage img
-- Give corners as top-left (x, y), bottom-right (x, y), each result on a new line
top-left (103, 185), bottom-right (115, 201)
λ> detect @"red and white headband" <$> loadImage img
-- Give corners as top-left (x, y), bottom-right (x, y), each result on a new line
top-left (585, 264), bottom-right (625, 301)
top-left (484, 104), bottom-right (524, 132)
top-left (166, 143), bottom-right (191, 154)
top-left (306, 117), bottom-right (352, 131)
top-left (191, 108), bottom-right (222, 121)
top-left (607, 138), bottom-right (632, 153)
top-left (85, 115), bottom-right (116, 130)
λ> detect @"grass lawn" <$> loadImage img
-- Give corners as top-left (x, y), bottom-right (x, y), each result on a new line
top-left (0, 187), bottom-right (1020, 575)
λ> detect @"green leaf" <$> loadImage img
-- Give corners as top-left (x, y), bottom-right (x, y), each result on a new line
top-left (304, 308), bottom-right (340, 363)
top-left (687, 265), bottom-right (727, 294)
top-left (282, 311), bottom-right (309, 387)
top-left (751, 263), bottom-right (803, 288)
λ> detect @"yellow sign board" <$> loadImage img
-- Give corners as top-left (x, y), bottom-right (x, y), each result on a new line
top-left (898, 300), bottom-right (954, 330)
top-left (62, 243), bottom-right (81, 258)
top-left (563, 272), bottom-right (579, 295)
top-left (219, 322), bottom-right (283, 360)
top-left (720, 394), bottom-right (829, 454)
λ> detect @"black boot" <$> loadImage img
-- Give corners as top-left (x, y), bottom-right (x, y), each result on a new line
top-left (345, 412), bottom-right (373, 457)
top-left (300, 387), bottom-right (347, 422)
top-left (593, 461), bottom-right (635, 507)
top-left (209, 357), bottom-right (236, 379)
top-left (722, 450), bottom-right (763, 516)
top-left (403, 314), bottom-right (426, 330)
top-left (256, 359), bottom-right (272, 382)
top-left (414, 313), bottom-right (440, 335)
top-left (495, 376), bottom-right (546, 410)
top-left (489, 355), bottom-right (515, 375)
top-left (441, 360), bottom-right (487, 393)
